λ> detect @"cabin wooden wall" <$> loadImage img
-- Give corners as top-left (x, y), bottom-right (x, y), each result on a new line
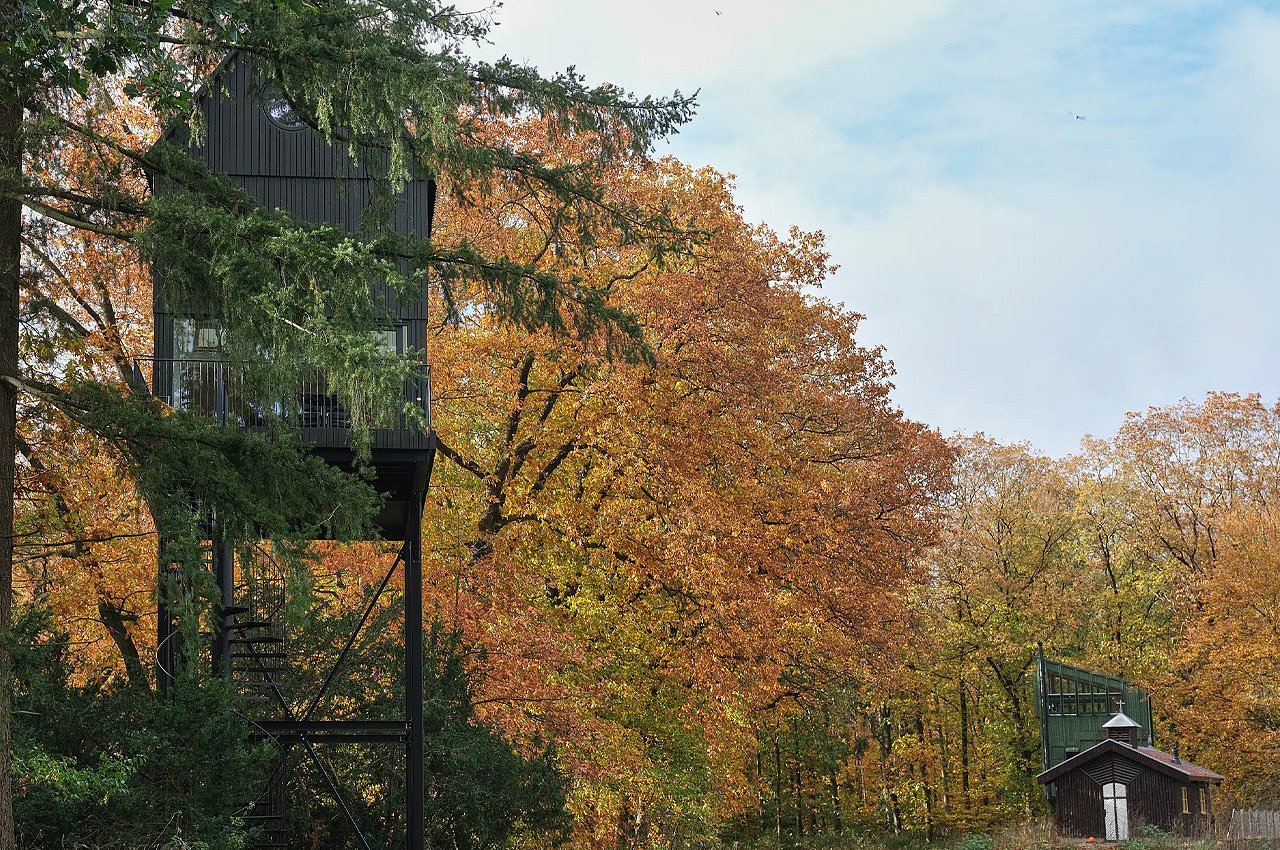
top-left (1051, 752), bottom-right (1215, 838)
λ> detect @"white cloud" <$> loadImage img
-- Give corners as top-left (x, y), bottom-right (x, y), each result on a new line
top-left (477, 2), bottom-right (1280, 456)
top-left (483, 0), bottom-right (954, 91)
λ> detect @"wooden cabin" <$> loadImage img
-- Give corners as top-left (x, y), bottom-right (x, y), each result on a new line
top-left (1037, 712), bottom-right (1223, 840)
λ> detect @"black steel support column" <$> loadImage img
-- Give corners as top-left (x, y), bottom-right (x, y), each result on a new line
top-left (212, 531), bottom-right (233, 677)
top-left (152, 362), bottom-right (173, 695)
top-left (157, 531), bottom-right (177, 694)
top-left (156, 562), bottom-right (175, 694)
top-left (405, 487), bottom-right (424, 850)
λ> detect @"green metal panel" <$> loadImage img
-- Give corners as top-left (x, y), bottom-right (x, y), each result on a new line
top-left (1035, 656), bottom-right (1153, 771)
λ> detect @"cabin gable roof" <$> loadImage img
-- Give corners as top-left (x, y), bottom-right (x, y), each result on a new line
top-left (1037, 738), bottom-right (1223, 786)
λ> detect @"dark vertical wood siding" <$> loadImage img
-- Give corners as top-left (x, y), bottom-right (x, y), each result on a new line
top-left (154, 52), bottom-right (432, 361)
top-left (1054, 771), bottom-right (1105, 838)
top-left (149, 51), bottom-right (434, 515)
top-left (1052, 752), bottom-right (1215, 838)
top-left (194, 56), bottom-right (362, 179)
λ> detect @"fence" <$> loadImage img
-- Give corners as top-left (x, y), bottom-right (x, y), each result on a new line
top-left (1225, 809), bottom-right (1280, 840)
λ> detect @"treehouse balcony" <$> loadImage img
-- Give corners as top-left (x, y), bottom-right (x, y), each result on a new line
top-left (140, 357), bottom-right (432, 451)
top-left (137, 357), bottom-right (434, 538)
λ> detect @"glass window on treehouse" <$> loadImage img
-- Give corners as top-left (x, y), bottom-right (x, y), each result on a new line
top-left (170, 319), bottom-right (235, 418)
top-left (368, 326), bottom-right (410, 428)
top-left (174, 318), bottom-right (225, 358)
top-left (373, 325), bottom-right (407, 355)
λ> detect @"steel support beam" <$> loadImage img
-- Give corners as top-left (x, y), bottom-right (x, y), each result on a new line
top-left (253, 720), bottom-right (411, 734)
top-left (249, 720), bottom-right (411, 745)
top-left (300, 541), bottom-right (408, 723)
top-left (259, 733), bottom-right (409, 744)
top-left (405, 485), bottom-right (424, 850)
top-left (156, 559), bottom-right (177, 695)
top-left (212, 525), bottom-right (233, 677)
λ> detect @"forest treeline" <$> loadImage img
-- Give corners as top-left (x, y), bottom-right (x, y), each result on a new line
top-left (19, 119), bottom-right (1280, 846)
top-left (10, 35), bottom-right (1280, 850)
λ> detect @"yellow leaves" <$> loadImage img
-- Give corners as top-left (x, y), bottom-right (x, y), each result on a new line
top-left (909, 395), bottom-right (1280, 811)
top-left (415, 123), bottom-right (952, 843)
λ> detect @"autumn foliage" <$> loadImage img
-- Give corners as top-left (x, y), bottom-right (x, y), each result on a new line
top-left (413, 133), bottom-right (952, 842)
top-left (861, 393), bottom-right (1280, 837)
top-left (16, 88), bottom-right (1280, 849)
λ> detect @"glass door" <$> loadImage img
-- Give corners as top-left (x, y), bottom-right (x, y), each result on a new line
top-left (1103, 783), bottom-right (1129, 841)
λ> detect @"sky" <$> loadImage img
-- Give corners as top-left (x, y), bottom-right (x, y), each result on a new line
top-left (477, 1), bottom-right (1280, 457)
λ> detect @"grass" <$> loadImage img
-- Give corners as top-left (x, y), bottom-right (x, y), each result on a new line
top-left (717, 822), bottom-right (1278, 850)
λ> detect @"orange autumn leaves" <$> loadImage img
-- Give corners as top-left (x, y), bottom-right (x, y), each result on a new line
top-left (20, 110), bottom-right (952, 842)
top-left (16, 88), bottom-right (158, 685)
top-left (22, 102), bottom-right (1280, 844)
top-left (1109, 394), bottom-right (1280, 799)
top-left (419, 128), bottom-right (952, 839)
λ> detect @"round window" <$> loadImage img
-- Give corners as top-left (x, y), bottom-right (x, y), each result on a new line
top-left (263, 88), bottom-right (306, 131)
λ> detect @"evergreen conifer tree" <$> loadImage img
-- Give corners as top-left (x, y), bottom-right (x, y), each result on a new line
top-left (0, 4), bottom-right (697, 846)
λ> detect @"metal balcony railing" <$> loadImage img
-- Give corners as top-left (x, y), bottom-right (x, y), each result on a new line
top-left (136, 358), bottom-right (431, 433)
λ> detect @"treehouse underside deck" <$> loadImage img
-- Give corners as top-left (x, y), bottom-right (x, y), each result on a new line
top-left (141, 356), bottom-right (435, 540)
top-left (260, 425), bottom-right (434, 453)
top-left (313, 439), bottom-right (435, 540)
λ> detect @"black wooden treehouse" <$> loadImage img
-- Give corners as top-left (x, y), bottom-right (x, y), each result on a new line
top-left (146, 54), bottom-right (435, 850)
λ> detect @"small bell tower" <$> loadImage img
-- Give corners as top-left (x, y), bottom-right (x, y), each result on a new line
top-left (1102, 710), bottom-right (1142, 747)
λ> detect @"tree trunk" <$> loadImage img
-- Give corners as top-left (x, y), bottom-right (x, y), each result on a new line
top-left (875, 707), bottom-right (899, 834)
top-left (936, 717), bottom-right (951, 809)
top-left (0, 89), bottom-right (23, 850)
top-left (616, 798), bottom-right (631, 850)
top-left (774, 734), bottom-right (783, 842)
top-left (930, 693), bottom-right (950, 811)
top-left (98, 599), bottom-right (151, 692)
top-left (827, 765), bottom-right (842, 834)
top-left (856, 753), bottom-right (866, 806)
top-left (757, 749), bottom-right (769, 835)
top-left (886, 789), bottom-right (902, 835)
top-left (917, 714), bottom-right (935, 842)
top-left (823, 705), bottom-right (841, 834)
top-left (959, 678), bottom-right (970, 805)
top-left (793, 764), bottom-right (803, 836)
